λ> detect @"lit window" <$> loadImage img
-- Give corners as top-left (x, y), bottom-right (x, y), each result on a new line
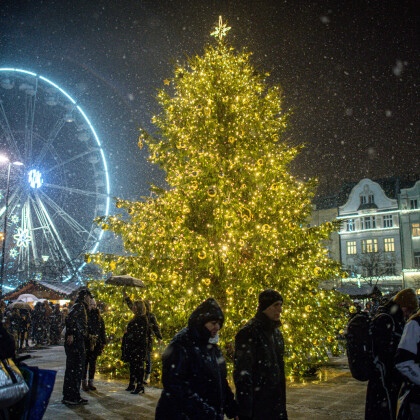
top-left (361, 216), bottom-right (376, 230)
top-left (385, 262), bottom-right (396, 275)
top-left (347, 241), bottom-right (357, 255)
top-left (384, 237), bottom-right (395, 252)
top-left (412, 223), bottom-right (420, 237)
top-left (362, 239), bottom-right (378, 253)
top-left (410, 199), bottom-right (418, 209)
top-left (414, 252), bottom-right (420, 268)
top-left (346, 219), bottom-right (355, 232)
top-left (383, 215), bottom-right (393, 228)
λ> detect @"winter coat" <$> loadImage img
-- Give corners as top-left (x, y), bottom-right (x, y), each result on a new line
top-left (155, 298), bottom-right (237, 420)
top-left (0, 323), bottom-right (15, 359)
top-left (395, 310), bottom-right (420, 420)
top-left (147, 312), bottom-right (162, 353)
top-left (64, 301), bottom-right (88, 349)
top-left (365, 301), bottom-right (405, 420)
top-left (123, 297), bottom-right (148, 364)
top-left (87, 308), bottom-right (106, 357)
top-left (234, 311), bottom-right (287, 420)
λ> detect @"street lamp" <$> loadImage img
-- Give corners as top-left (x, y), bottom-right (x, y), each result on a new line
top-left (0, 155), bottom-right (24, 299)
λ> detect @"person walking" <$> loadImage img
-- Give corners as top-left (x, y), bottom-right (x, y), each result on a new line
top-left (365, 288), bottom-right (419, 420)
top-left (18, 308), bottom-right (31, 350)
top-left (395, 306), bottom-right (420, 420)
top-left (62, 288), bottom-right (92, 406)
top-left (155, 297), bottom-right (238, 420)
top-left (82, 298), bottom-right (106, 392)
top-left (144, 300), bottom-right (162, 384)
top-left (122, 290), bottom-right (148, 394)
top-left (234, 289), bottom-right (287, 420)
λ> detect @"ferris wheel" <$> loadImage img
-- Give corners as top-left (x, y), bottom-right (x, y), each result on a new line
top-left (0, 68), bottom-right (110, 288)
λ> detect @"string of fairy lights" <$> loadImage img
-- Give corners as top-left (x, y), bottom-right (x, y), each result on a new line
top-left (87, 18), bottom-right (348, 378)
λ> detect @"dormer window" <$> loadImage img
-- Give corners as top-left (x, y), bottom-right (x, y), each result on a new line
top-left (368, 194), bottom-right (374, 204)
top-left (360, 196), bottom-right (367, 205)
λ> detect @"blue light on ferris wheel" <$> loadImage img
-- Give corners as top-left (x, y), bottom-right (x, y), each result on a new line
top-left (28, 169), bottom-right (43, 188)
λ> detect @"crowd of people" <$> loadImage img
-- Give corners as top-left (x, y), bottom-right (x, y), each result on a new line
top-left (2, 286), bottom-right (419, 419)
top-left (0, 299), bottom-right (68, 351)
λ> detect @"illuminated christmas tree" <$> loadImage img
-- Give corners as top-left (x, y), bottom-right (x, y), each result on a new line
top-left (88, 17), bottom-right (347, 377)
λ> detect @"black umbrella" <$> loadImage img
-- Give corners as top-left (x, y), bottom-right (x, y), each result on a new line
top-left (105, 275), bottom-right (146, 288)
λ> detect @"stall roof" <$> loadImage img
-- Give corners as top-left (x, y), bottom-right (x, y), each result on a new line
top-left (336, 284), bottom-right (382, 299)
top-left (2, 280), bottom-right (77, 301)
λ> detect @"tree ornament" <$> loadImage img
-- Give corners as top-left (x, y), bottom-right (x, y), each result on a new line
top-left (198, 251), bottom-right (207, 260)
top-left (207, 188), bottom-right (216, 197)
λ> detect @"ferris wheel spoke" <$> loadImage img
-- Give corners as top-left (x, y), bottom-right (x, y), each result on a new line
top-left (33, 117), bottom-right (67, 167)
top-left (33, 194), bottom-right (78, 272)
top-left (43, 182), bottom-right (108, 198)
top-left (30, 195), bottom-right (65, 263)
top-left (24, 78), bottom-right (39, 163)
top-left (44, 150), bottom-right (92, 175)
top-left (0, 101), bottom-right (22, 160)
top-left (38, 190), bottom-right (92, 237)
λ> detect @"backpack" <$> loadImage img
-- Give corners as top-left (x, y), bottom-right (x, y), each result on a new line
top-left (344, 311), bottom-right (396, 381)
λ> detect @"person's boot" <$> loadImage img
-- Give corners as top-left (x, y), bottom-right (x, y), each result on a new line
top-left (143, 373), bottom-right (150, 384)
top-left (82, 380), bottom-right (89, 392)
top-left (131, 383), bottom-right (145, 394)
top-left (88, 379), bottom-right (97, 391)
top-left (125, 381), bottom-right (135, 392)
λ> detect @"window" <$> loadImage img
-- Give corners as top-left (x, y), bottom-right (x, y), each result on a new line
top-left (347, 241), bottom-right (357, 255)
top-left (414, 252), bottom-right (420, 268)
top-left (383, 215), bottom-right (393, 228)
top-left (362, 239), bottom-right (378, 253)
top-left (368, 194), bottom-right (374, 204)
top-left (385, 262), bottom-right (396, 276)
top-left (361, 216), bottom-right (376, 230)
top-left (410, 199), bottom-right (418, 209)
top-left (346, 219), bottom-right (355, 232)
top-left (384, 237), bottom-right (395, 252)
top-left (412, 223), bottom-right (420, 237)
top-left (360, 195), bottom-right (367, 205)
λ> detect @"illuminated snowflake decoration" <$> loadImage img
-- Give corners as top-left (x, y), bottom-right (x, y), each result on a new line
top-left (13, 228), bottom-right (31, 248)
top-left (9, 248), bottom-right (18, 258)
top-left (11, 214), bottom-right (19, 224)
top-left (35, 273), bottom-right (42, 281)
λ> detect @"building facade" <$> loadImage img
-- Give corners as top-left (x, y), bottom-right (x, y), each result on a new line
top-left (312, 176), bottom-right (420, 293)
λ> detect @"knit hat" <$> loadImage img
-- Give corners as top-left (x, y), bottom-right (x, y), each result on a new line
top-left (393, 288), bottom-right (419, 313)
top-left (188, 298), bottom-right (224, 329)
top-left (257, 289), bottom-right (283, 312)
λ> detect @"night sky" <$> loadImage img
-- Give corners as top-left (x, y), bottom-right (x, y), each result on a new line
top-left (1, 0), bottom-right (419, 202)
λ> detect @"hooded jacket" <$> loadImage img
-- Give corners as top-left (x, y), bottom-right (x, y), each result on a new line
top-left (155, 298), bottom-right (237, 420)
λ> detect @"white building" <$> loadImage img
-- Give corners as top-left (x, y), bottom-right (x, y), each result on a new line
top-left (338, 179), bottom-right (402, 292)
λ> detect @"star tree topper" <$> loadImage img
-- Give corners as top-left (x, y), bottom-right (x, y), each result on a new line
top-left (211, 16), bottom-right (231, 40)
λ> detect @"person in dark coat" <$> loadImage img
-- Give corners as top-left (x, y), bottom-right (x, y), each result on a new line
top-left (155, 297), bottom-right (238, 420)
top-left (144, 300), bottom-right (162, 384)
top-left (234, 289), bottom-right (287, 420)
top-left (49, 304), bottom-right (62, 345)
top-left (62, 288), bottom-right (92, 406)
top-left (123, 290), bottom-right (148, 394)
top-left (18, 308), bottom-right (31, 350)
top-left (365, 288), bottom-right (419, 420)
top-left (82, 299), bottom-right (106, 392)
top-left (31, 302), bottom-right (44, 346)
top-left (395, 308), bottom-right (420, 420)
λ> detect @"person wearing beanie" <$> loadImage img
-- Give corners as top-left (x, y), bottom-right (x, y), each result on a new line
top-left (62, 288), bottom-right (92, 406)
top-left (122, 290), bottom-right (149, 395)
top-left (233, 289), bottom-right (287, 420)
top-left (155, 297), bottom-right (238, 420)
top-left (395, 306), bottom-right (420, 419)
top-left (365, 288), bottom-right (418, 420)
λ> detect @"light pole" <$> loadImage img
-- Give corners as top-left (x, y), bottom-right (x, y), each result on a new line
top-left (0, 156), bottom-right (23, 299)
